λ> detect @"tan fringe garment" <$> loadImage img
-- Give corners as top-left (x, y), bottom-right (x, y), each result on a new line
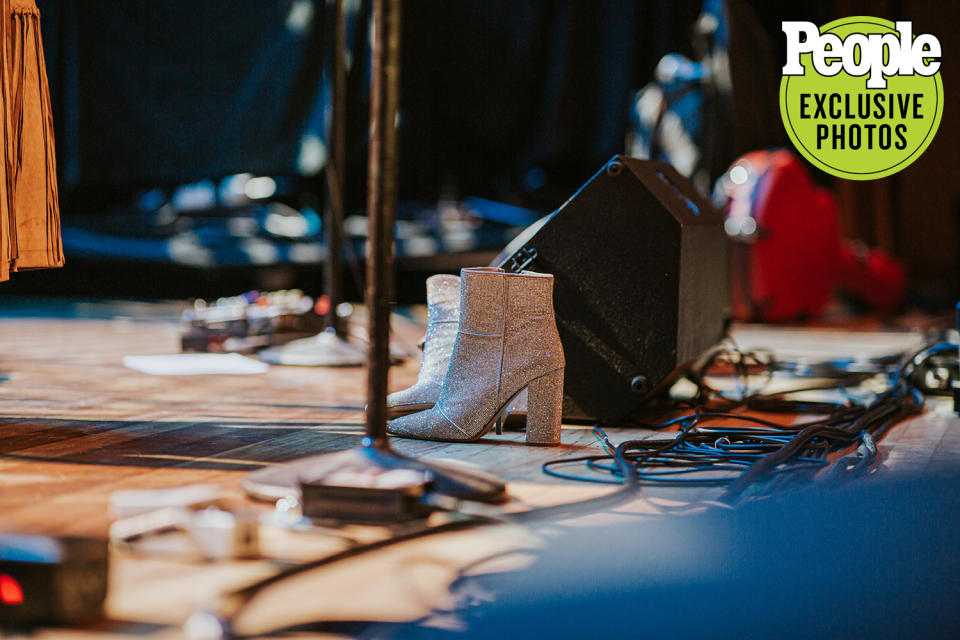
top-left (0, 0), bottom-right (63, 282)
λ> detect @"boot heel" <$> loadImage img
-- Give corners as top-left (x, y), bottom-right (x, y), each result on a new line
top-left (525, 368), bottom-right (564, 445)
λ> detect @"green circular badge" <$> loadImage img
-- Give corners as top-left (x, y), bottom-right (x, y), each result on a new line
top-left (780, 16), bottom-right (943, 180)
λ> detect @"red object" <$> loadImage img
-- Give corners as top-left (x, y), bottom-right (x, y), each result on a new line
top-left (0, 574), bottom-right (24, 605)
top-left (314, 294), bottom-right (331, 317)
top-left (725, 150), bottom-right (906, 321)
top-left (837, 242), bottom-right (907, 312)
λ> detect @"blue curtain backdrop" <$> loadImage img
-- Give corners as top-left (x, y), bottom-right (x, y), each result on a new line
top-left (36, 0), bottom-right (703, 204)
top-left (37, 0), bottom-right (330, 189)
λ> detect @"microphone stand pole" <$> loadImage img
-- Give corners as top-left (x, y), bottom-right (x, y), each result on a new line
top-left (324, 0), bottom-right (348, 339)
top-left (259, 0), bottom-right (366, 366)
top-left (244, 0), bottom-right (505, 507)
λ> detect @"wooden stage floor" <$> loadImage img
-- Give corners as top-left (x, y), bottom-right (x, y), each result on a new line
top-left (0, 304), bottom-right (957, 638)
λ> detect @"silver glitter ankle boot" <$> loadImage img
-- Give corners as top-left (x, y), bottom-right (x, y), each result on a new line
top-left (386, 274), bottom-right (461, 418)
top-left (387, 267), bottom-right (565, 445)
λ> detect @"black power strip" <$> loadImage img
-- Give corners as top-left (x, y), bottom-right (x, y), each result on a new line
top-left (0, 534), bottom-right (108, 628)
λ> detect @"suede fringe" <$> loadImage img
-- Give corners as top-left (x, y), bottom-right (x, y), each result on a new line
top-left (0, 0), bottom-right (62, 282)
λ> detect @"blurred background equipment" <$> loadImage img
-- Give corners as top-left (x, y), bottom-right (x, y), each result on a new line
top-left (715, 149), bottom-right (906, 322)
top-left (180, 289), bottom-right (323, 353)
top-left (718, 149), bottom-right (907, 322)
top-left (628, 0), bottom-right (733, 193)
top-left (13, 0), bottom-right (957, 315)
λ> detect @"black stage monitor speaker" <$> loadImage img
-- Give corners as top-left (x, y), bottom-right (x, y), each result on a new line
top-left (499, 156), bottom-right (728, 423)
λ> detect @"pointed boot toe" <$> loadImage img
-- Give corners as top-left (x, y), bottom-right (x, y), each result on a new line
top-left (386, 381), bottom-right (443, 418)
top-left (385, 411), bottom-right (424, 439)
top-left (387, 406), bottom-right (470, 441)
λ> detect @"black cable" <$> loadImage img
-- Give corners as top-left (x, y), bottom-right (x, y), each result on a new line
top-left (544, 340), bottom-right (946, 503)
top-left (204, 514), bottom-right (500, 639)
top-left (507, 433), bottom-right (639, 523)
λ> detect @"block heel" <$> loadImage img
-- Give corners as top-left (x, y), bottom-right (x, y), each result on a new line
top-left (525, 368), bottom-right (564, 446)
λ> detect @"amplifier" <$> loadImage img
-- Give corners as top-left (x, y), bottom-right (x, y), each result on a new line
top-left (499, 156), bottom-right (727, 422)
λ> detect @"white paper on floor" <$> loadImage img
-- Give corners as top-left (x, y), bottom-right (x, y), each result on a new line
top-left (123, 353), bottom-right (269, 375)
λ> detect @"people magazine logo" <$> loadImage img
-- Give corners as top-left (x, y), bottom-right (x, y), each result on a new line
top-left (779, 17), bottom-right (943, 180)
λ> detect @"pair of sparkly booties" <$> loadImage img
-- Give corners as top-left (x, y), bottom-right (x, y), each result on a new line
top-left (386, 267), bottom-right (565, 445)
